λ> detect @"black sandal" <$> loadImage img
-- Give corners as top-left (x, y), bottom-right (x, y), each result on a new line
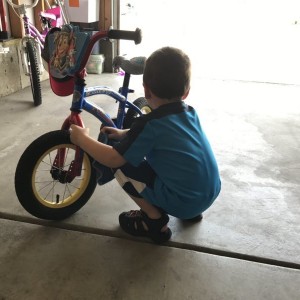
top-left (119, 210), bottom-right (172, 244)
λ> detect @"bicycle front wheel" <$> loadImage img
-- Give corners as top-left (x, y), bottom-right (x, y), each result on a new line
top-left (15, 130), bottom-right (97, 220)
top-left (26, 40), bottom-right (42, 106)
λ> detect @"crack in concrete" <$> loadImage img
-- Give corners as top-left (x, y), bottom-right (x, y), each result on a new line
top-left (1, 212), bottom-right (300, 271)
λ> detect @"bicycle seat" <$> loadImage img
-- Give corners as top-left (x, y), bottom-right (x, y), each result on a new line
top-left (113, 56), bottom-right (146, 75)
top-left (40, 12), bottom-right (56, 21)
top-left (40, 7), bottom-right (63, 27)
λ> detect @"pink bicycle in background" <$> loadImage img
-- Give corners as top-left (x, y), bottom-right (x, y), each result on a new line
top-left (6, 0), bottom-right (68, 106)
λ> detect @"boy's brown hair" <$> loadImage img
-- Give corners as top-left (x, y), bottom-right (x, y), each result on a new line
top-left (143, 47), bottom-right (191, 101)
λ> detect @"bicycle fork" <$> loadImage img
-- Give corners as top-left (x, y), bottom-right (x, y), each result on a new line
top-left (51, 111), bottom-right (85, 183)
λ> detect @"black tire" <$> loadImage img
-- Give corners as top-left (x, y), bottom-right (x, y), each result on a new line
top-left (26, 40), bottom-right (42, 106)
top-left (123, 97), bottom-right (152, 129)
top-left (15, 130), bottom-right (97, 220)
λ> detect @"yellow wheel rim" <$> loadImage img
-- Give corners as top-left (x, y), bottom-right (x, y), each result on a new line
top-left (32, 144), bottom-right (92, 208)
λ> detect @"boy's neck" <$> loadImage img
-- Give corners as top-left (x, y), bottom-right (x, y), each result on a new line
top-left (149, 97), bottom-right (182, 109)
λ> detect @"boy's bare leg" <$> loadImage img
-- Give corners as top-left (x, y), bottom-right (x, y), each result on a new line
top-left (130, 195), bottom-right (161, 218)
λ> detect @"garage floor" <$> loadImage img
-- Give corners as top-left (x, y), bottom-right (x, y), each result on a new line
top-left (0, 73), bottom-right (300, 299)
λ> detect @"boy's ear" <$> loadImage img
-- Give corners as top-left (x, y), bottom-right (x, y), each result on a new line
top-left (182, 87), bottom-right (190, 100)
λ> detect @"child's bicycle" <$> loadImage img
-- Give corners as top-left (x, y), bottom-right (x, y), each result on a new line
top-left (6, 0), bottom-right (67, 106)
top-left (14, 26), bottom-right (151, 221)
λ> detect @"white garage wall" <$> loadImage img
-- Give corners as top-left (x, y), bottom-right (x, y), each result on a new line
top-left (120, 0), bottom-right (300, 84)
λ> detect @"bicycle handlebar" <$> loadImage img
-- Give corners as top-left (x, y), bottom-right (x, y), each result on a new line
top-left (108, 28), bottom-right (142, 45)
top-left (78, 28), bottom-right (142, 72)
top-left (6, 0), bottom-right (39, 9)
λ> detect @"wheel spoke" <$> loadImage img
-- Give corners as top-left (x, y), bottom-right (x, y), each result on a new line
top-left (34, 146), bottom-right (88, 204)
top-left (15, 131), bottom-right (97, 219)
top-left (34, 146), bottom-right (91, 204)
top-left (41, 180), bottom-right (57, 202)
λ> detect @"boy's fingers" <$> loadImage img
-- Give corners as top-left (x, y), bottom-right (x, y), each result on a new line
top-left (70, 124), bottom-right (79, 131)
top-left (70, 124), bottom-right (86, 130)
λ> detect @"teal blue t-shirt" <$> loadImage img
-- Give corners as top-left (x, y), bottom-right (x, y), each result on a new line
top-left (114, 101), bottom-right (221, 218)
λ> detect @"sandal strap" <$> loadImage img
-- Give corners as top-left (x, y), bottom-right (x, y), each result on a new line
top-left (119, 210), bottom-right (172, 243)
top-left (140, 211), bottom-right (169, 232)
top-left (120, 210), bottom-right (146, 236)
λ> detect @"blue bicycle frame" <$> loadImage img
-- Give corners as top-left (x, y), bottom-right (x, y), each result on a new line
top-left (57, 77), bottom-right (143, 181)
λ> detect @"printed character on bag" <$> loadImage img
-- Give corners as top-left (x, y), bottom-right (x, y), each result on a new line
top-left (50, 31), bottom-right (76, 72)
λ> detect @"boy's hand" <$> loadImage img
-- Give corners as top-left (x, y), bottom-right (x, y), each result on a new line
top-left (101, 126), bottom-right (128, 141)
top-left (70, 124), bottom-right (89, 146)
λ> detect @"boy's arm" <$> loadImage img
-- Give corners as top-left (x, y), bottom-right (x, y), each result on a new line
top-left (70, 125), bottom-right (126, 168)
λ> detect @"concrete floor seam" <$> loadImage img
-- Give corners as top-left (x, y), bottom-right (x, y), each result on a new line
top-left (1, 212), bottom-right (299, 271)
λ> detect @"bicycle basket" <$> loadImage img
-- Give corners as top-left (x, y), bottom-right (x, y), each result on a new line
top-left (42, 24), bottom-right (90, 96)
